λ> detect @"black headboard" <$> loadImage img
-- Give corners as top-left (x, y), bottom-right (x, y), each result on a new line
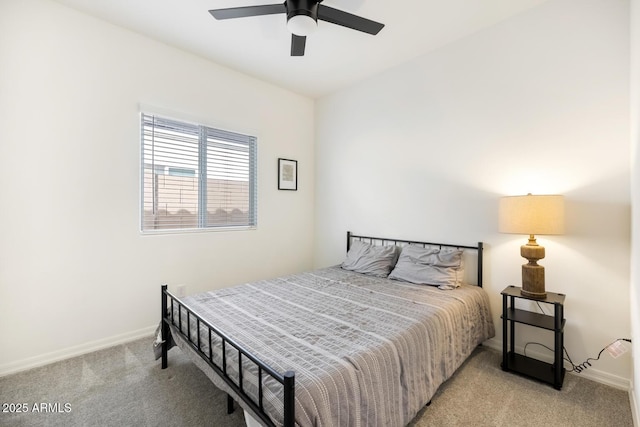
top-left (346, 231), bottom-right (484, 287)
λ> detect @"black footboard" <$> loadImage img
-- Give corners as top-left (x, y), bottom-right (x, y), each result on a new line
top-left (160, 285), bottom-right (295, 427)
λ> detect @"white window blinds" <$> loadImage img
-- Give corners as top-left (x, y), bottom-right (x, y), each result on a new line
top-left (141, 113), bottom-right (257, 232)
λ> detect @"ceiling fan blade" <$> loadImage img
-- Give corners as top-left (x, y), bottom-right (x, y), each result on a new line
top-left (317, 5), bottom-right (384, 35)
top-left (209, 4), bottom-right (286, 20)
top-left (291, 34), bottom-right (306, 56)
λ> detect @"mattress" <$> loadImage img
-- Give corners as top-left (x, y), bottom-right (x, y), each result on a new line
top-left (168, 265), bottom-right (495, 427)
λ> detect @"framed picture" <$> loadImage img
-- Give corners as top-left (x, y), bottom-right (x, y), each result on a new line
top-left (278, 158), bottom-right (297, 191)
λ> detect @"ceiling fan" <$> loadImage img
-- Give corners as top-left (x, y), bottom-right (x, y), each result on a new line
top-left (209, 0), bottom-right (385, 56)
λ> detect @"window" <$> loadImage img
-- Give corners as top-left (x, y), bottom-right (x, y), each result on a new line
top-left (141, 113), bottom-right (257, 232)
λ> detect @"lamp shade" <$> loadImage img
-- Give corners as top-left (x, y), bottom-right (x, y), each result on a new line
top-left (499, 194), bottom-right (565, 235)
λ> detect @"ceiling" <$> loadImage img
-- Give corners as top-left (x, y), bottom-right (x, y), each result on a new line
top-left (53, 0), bottom-right (551, 98)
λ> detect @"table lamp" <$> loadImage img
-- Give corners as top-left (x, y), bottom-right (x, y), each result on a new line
top-left (499, 194), bottom-right (565, 299)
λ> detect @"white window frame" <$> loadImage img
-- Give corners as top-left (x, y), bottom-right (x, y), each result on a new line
top-left (140, 113), bottom-right (257, 233)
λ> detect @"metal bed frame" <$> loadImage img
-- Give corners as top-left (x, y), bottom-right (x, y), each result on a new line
top-left (160, 231), bottom-right (484, 427)
top-left (160, 288), bottom-right (295, 427)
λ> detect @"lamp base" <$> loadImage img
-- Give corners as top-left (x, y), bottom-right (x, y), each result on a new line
top-left (520, 288), bottom-right (547, 299)
top-left (520, 241), bottom-right (546, 299)
top-left (521, 263), bottom-right (546, 299)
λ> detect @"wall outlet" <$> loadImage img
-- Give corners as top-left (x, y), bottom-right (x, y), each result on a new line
top-left (176, 284), bottom-right (187, 297)
top-left (607, 340), bottom-right (628, 359)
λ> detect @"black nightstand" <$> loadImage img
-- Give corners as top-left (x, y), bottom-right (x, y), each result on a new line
top-left (501, 285), bottom-right (566, 390)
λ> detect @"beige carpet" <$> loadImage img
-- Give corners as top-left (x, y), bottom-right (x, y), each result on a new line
top-left (0, 337), bottom-right (632, 426)
top-left (409, 346), bottom-right (633, 427)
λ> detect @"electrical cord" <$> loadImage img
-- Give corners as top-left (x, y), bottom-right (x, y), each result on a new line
top-left (523, 301), bottom-right (632, 372)
top-left (566, 338), bottom-right (632, 373)
top-left (535, 301), bottom-right (547, 315)
top-left (524, 339), bottom-right (632, 373)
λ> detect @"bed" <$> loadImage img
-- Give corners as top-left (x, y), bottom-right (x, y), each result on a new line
top-left (159, 232), bottom-right (495, 426)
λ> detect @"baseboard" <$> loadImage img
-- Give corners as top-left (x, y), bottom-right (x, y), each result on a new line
top-left (0, 325), bottom-right (157, 377)
top-left (630, 386), bottom-right (639, 427)
top-left (577, 365), bottom-right (632, 391)
top-left (483, 339), bottom-right (631, 391)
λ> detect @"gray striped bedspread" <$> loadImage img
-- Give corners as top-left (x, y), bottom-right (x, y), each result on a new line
top-left (169, 266), bottom-right (495, 427)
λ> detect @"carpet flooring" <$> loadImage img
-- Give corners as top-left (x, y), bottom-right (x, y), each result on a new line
top-left (0, 337), bottom-right (633, 426)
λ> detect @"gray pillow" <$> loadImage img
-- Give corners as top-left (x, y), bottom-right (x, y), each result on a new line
top-left (341, 240), bottom-right (399, 277)
top-left (389, 245), bottom-right (464, 289)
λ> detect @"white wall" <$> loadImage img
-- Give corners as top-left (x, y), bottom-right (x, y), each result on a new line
top-left (630, 0), bottom-right (640, 420)
top-left (0, 0), bottom-right (633, 394)
top-left (316, 0), bottom-right (632, 386)
top-left (0, 0), bottom-right (315, 374)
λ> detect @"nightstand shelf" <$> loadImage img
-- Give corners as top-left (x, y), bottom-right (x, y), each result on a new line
top-left (501, 285), bottom-right (566, 390)
top-left (504, 308), bottom-right (566, 331)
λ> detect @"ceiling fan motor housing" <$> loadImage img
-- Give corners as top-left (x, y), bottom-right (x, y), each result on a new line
top-left (286, 0), bottom-right (319, 22)
top-left (209, 0), bottom-right (383, 55)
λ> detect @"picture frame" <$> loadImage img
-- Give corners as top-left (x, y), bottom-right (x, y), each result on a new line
top-left (278, 158), bottom-right (297, 191)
